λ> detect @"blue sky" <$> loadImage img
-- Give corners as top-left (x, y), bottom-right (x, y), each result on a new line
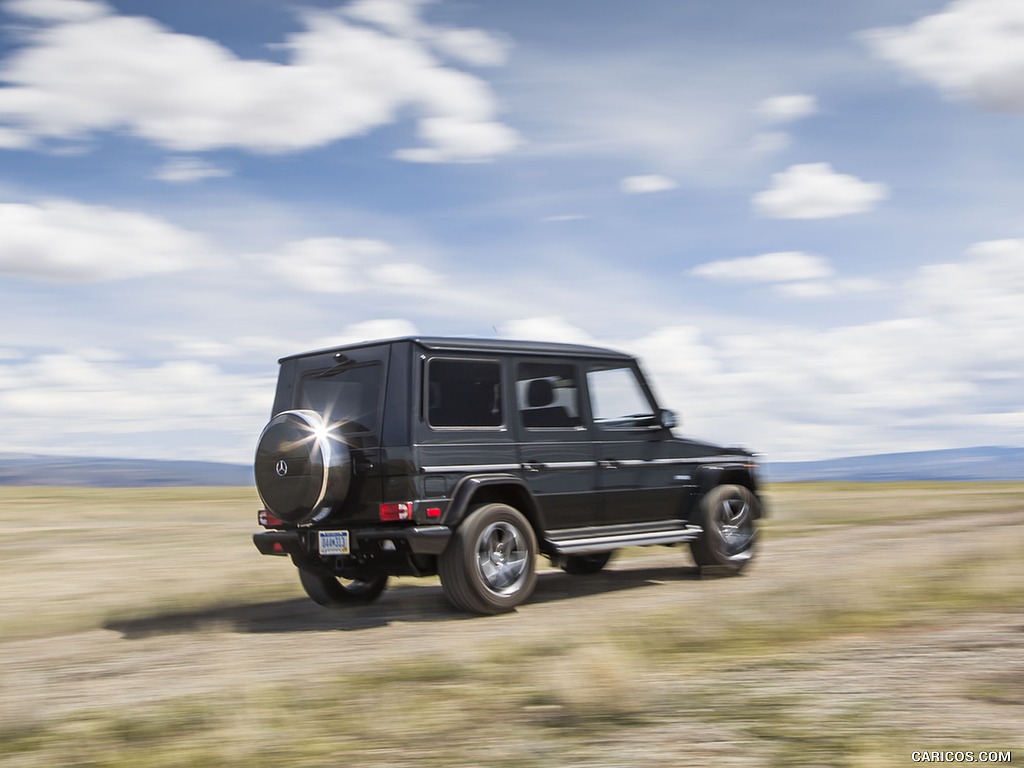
top-left (1, 0), bottom-right (1022, 462)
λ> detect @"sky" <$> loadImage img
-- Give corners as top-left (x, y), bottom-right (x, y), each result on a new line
top-left (1, 0), bottom-right (1023, 464)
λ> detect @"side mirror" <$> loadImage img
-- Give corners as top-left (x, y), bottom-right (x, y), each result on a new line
top-left (660, 409), bottom-right (678, 430)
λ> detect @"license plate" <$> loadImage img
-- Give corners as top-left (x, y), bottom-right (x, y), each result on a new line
top-left (318, 530), bottom-right (350, 555)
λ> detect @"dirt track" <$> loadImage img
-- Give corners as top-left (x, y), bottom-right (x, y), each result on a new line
top-left (1, 491), bottom-right (1022, 765)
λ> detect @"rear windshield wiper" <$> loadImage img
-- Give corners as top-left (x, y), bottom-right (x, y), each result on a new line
top-left (315, 352), bottom-right (355, 378)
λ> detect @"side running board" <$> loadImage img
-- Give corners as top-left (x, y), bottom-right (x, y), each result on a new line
top-left (546, 522), bottom-right (703, 555)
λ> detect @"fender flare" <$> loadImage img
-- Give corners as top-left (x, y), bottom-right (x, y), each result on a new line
top-left (691, 463), bottom-right (765, 524)
top-left (443, 474), bottom-right (547, 532)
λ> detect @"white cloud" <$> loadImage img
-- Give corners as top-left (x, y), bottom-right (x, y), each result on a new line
top-left (0, 317), bottom-right (427, 461)
top-left (368, 261), bottom-right (440, 288)
top-left (258, 237), bottom-right (441, 294)
top-left (625, 320), bottom-right (1014, 461)
top-left (0, 350), bottom-right (273, 460)
top-left (620, 174), bottom-right (678, 194)
top-left (343, 0), bottom-right (509, 66)
top-left (0, 126), bottom-right (32, 148)
top-left (342, 0), bottom-right (424, 36)
top-left (692, 252), bottom-right (886, 299)
top-left (169, 339), bottom-right (236, 359)
top-left (692, 252), bottom-right (833, 283)
top-left (864, 0), bottom-right (1024, 111)
top-left (908, 239), bottom-right (1024, 357)
top-left (151, 157), bottom-right (232, 184)
top-left (164, 319), bottom-right (420, 365)
top-left (499, 317), bottom-right (597, 345)
top-left (753, 163), bottom-right (889, 219)
top-left (629, 325), bottom-right (722, 389)
top-left (668, 240), bottom-right (1024, 456)
top-left (4, 0), bottom-right (106, 22)
top-left (755, 93), bottom-right (817, 123)
top-left (747, 95), bottom-right (815, 155)
top-left (0, 199), bottom-right (211, 280)
top-left (259, 237), bottom-right (390, 293)
top-left (310, 318), bottom-right (420, 349)
top-left (394, 115), bottom-right (519, 163)
top-left (749, 131), bottom-right (791, 154)
top-left (431, 28), bottom-right (509, 67)
top-left (0, 1), bottom-right (518, 161)
top-left (541, 214), bottom-right (588, 223)
top-left (776, 277), bottom-right (884, 298)
top-left (511, 49), bottom-right (801, 183)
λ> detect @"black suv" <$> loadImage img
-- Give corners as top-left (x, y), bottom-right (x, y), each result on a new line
top-left (253, 337), bottom-right (762, 614)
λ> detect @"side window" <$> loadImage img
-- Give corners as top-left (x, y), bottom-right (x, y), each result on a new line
top-left (427, 359), bottom-right (503, 428)
top-left (586, 366), bottom-right (654, 426)
top-left (516, 362), bottom-right (582, 429)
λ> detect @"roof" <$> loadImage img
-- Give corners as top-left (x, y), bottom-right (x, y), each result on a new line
top-left (279, 336), bottom-right (632, 363)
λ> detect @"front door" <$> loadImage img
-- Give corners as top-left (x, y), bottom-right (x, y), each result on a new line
top-left (584, 362), bottom-right (684, 525)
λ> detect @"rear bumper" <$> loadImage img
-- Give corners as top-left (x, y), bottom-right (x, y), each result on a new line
top-left (253, 525), bottom-right (452, 558)
top-left (253, 530), bottom-right (303, 556)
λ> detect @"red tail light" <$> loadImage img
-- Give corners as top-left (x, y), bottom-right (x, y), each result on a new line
top-left (258, 509), bottom-right (285, 528)
top-left (380, 502), bottom-right (414, 521)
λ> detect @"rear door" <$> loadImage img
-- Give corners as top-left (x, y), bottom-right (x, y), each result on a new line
top-left (513, 359), bottom-right (597, 530)
top-left (415, 355), bottom-right (520, 504)
top-left (289, 344), bottom-right (391, 522)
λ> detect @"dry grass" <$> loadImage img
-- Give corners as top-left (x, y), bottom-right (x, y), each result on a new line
top-left (0, 487), bottom-right (306, 639)
top-left (761, 480), bottom-right (1024, 531)
top-left (1, 483), bottom-right (1022, 767)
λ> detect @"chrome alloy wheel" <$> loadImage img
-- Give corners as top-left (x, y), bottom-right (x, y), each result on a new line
top-left (476, 521), bottom-right (530, 595)
top-left (714, 494), bottom-right (755, 555)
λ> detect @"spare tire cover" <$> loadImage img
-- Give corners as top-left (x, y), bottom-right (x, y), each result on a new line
top-left (254, 409), bottom-right (351, 524)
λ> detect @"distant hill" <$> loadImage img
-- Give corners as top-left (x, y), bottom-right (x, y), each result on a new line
top-left (0, 454), bottom-right (253, 487)
top-left (763, 446), bottom-right (1024, 482)
top-left (0, 446), bottom-right (1020, 487)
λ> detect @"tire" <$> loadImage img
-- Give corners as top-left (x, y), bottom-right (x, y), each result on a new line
top-left (297, 568), bottom-right (388, 607)
top-left (254, 410), bottom-right (351, 525)
top-left (561, 551), bottom-right (613, 575)
top-left (438, 503), bottom-right (538, 615)
top-left (689, 484), bottom-right (759, 574)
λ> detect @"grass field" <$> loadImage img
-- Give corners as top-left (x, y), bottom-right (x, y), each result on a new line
top-left (1, 483), bottom-right (1022, 767)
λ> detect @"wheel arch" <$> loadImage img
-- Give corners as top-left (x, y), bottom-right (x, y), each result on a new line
top-left (692, 463), bottom-right (765, 523)
top-left (444, 475), bottom-right (546, 538)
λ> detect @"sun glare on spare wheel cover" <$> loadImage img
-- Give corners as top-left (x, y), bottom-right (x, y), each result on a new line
top-left (254, 409), bottom-right (352, 524)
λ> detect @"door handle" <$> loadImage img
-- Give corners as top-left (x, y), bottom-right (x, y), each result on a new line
top-left (599, 460), bottom-right (619, 470)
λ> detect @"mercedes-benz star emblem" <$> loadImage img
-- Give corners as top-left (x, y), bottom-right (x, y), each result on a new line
top-left (275, 459), bottom-right (288, 477)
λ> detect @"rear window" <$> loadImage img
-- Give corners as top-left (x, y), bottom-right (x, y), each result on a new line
top-left (427, 359), bottom-right (503, 428)
top-left (298, 363), bottom-right (382, 434)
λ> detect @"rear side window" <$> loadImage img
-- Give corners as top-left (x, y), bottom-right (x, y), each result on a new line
top-left (427, 359), bottom-right (503, 428)
top-left (298, 363), bottom-right (382, 434)
top-left (516, 362), bottom-right (582, 429)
